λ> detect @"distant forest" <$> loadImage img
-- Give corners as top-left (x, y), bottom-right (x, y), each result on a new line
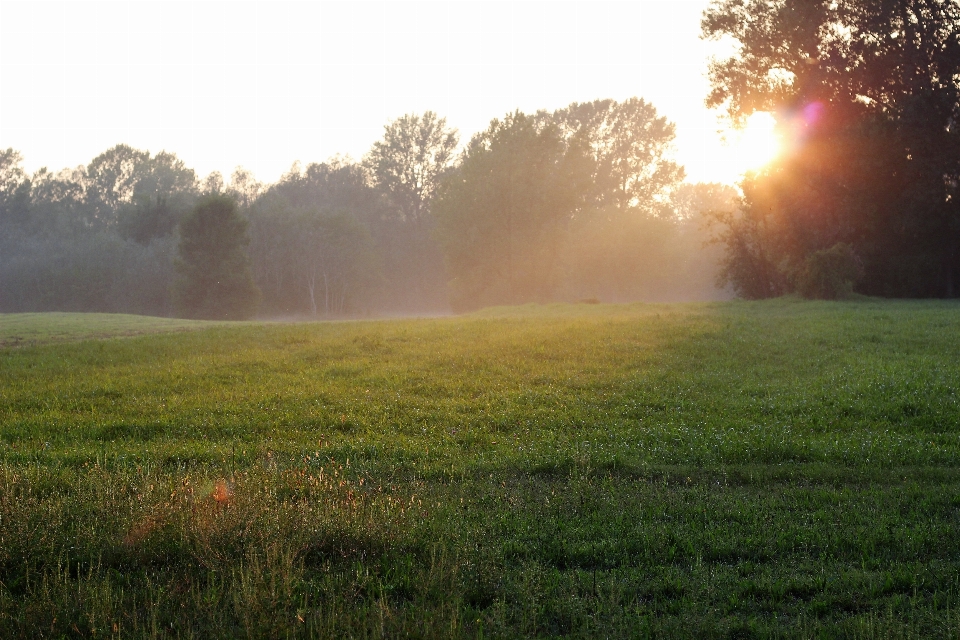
top-left (6, 0), bottom-right (960, 317)
top-left (0, 99), bottom-right (736, 319)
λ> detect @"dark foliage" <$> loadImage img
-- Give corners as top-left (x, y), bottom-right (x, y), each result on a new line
top-left (704, 0), bottom-right (960, 298)
top-left (247, 162), bottom-right (382, 316)
top-left (0, 148), bottom-right (187, 315)
top-left (173, 194), bottom-right (260, 319)
top-left (796, 242), bottom-right (865, 299)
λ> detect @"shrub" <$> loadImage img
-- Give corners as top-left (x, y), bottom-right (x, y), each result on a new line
top-left (796, 243), bottom-right (864, 300)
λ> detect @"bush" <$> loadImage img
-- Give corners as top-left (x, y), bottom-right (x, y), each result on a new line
top-left (173, 194), bottom-right (260, 319)
top-left (796, 243), bottom-right (864, 300)
top-left (711, 206), bottom-right (789, 300)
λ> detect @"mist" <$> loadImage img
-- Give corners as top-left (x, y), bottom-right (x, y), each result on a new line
top-left (0, 101), bottom-right (735, 320)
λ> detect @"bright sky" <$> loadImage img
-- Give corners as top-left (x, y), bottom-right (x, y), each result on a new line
top-left (0, 1), bottom-right (751, 186)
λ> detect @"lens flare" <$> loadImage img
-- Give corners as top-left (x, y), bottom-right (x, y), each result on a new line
top-left (728, 112), bottom-right (782, 175)
top-left (802, 101), bottom-right (825, 126)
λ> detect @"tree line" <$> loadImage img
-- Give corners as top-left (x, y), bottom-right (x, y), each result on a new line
top-left (0, 99), bottom-right (732, 319)
top-left (5, 1), bottom-right (959, 315)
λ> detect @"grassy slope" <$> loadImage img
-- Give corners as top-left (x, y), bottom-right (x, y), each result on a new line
top-left (0, 312), bottom-right (218, 348)
top-left (1, 300), bottom-right (959, 638)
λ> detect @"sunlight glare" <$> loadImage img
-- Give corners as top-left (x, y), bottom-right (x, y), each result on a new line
top-left (727, 112), bottom-right (781, 176)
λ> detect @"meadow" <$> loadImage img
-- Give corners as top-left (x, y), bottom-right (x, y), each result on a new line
top-left (1, 299), bottom-right (959, 638)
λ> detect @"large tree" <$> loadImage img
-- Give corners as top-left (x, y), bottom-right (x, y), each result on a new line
top-left (246, 162), bottom-right (381, 316)
top-left (362, 112), bottom-right (459, 310)
top-left (0, 149), bottom-right (30, 228)
top-left (173, 194), bottom-right (260, 319)
top-left (434, 99), bottom-right (695, 310)
top-left (0, 147), bottom-right (184, 315)
top-left (85, 145), bottom-right (197, 228)
top-left (703, 0), bottom-right (960, 297)
top-left (363, 111), bottom-right (459, 226)
top-left (546, 98), bottom-right (684, 212)
top-left (434, 112), bottom-right (593, 310)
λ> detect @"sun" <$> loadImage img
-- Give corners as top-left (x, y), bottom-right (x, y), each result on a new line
top-left (727, 112), bottom-right (782, 176)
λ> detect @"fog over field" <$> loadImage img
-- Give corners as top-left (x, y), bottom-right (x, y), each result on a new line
top-left (0, 2), bottom-right (753, 318)
top-left (5, 1), bottom-right (960, 635)
top-left (6, 0), bottom-right (958, 317)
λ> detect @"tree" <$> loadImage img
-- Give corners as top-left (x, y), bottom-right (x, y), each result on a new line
top-left (559, 182), bottom-right (735, 303)
top-left (118, 195), bottom-right (179, 245)
top-left (173, 194), bottom-right (260, 319)
top-left (84, 144), bottom-right (151, 223)
top-left (708, 181), bottom-right (791, 300)
top-left (246, 161), bottom-right (382, 315)
top-left (227, 167), bottom-right (263, 208)
top-left (288, 210), bottom-right (375, 316)
top-left (702, 0), bottom-right (960, 297)
top-left (434, 98), bottom-right (702, 311)
top-left (434, 112), bottom-right (593, 310)
top-left (0, 146), bottom-right (202, 316)
top-left (84, 145), bottom-right (197, 226)
top-left (201, 171), bottom-right (224, 195)
top-left (83, 145), bottom-right (198, 238)
top-left (0, 149), bottom-right (31, 229)
top-left (546, 98), bottom-right (685, 212)
top-left (363, 111), bottom-right (459, 226)
top-left (362, 112), bottom-right (459, 311)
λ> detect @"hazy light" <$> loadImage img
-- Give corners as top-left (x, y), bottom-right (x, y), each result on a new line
top-left (0, 1), bottom-right (747, 185)
top-left (724, 112), bottom-right (781, 176)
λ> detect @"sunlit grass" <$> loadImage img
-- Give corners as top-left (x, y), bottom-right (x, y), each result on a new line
top-left (2, 299), bottom-right (960, 637)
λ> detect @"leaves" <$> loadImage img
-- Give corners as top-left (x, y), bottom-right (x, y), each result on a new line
top-left (703, 0), bottom-right (960, 297)
top-left (173, 194), bottom-right (261, 319)
top-left (363, 111), bottom-right (459, 225)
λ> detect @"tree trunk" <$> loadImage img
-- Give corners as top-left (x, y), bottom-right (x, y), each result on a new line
top-left (323, 270), bottom-right (330, 315)
top-left (307, 271), bottom-right (317, 316)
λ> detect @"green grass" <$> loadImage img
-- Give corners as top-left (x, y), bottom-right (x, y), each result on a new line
top-left (0, 312), bottom-right (218, 348)
top-left (2, 299), bottom-right (960, 637)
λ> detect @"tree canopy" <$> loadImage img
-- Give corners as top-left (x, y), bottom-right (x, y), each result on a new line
top-left (434, 112), bottom-right (590, 310)
top-left (703, 0), bottom-right (960, 297)
top-left (0, 101), bottom-right (728, 317)
top-left (246, 162), bottom-right (380, 316)
top-left (434, 99), bottom-right (696, 311)
top-left (363, 111), bottom-right (459, 226)
top-left (547, 98), bottom-right (684, 212)
top-left (173, 194), bottom-right (260, 319)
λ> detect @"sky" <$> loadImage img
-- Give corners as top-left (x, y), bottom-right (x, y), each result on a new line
top-left (0, 1), bottom-right (745, 186)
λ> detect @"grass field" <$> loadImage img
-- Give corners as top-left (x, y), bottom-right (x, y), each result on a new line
top-left (1, 299), bottom-right (960, 638)
top-left (0, 312), bottom-right (217, 348)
